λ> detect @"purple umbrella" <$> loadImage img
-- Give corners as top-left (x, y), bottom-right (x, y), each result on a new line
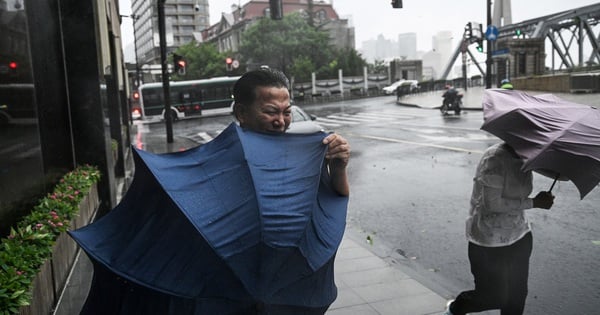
top-left (481, 89), bottom-right (600, 199)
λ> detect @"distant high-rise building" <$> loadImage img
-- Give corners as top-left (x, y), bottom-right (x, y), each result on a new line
top-left (397, 33), bottom-right (416, 60)
top-left (493, 0), bottom-right (512, 27)
top-left (431, 31), bottom-right (453, 77)
top-left (360, 34), bottom-right (397, 62)
top-left (131, 0), bottom-right (210, 67)
top-left (422, 50), bottom-right (442, 80)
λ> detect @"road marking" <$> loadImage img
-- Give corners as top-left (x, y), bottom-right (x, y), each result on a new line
top-left (348, 133), bottom-right (485, 154)
top-left (316, 117), bottom-right (360, 125)
top-left (327, 114), bottom-right (377, 122)
top-left (196, 132), bottom-right (213, 142)
top-left (352, 113), bottom-right (397, 121)
top-left (391, 121), bottom-right (483, 132)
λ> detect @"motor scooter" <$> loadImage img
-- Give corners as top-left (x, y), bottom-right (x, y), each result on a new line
top-left (440, 93), bottom-right (463, 115)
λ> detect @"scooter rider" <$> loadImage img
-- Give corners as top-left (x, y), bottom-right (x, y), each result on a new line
top-left (500, 78), bottom-right (514, 90)
top-left (442, 84), bottom-right (458, 108)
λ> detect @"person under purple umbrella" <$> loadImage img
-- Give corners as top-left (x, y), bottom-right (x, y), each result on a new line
top-left (443, 142), bottom-right (554, 315)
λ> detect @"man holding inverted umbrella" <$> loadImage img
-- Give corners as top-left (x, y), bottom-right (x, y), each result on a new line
top-left (70, 68), bottom-right (351, 314)
top-left (445, 88), bottom-right (600, 315)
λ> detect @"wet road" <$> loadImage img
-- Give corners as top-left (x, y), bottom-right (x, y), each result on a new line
top-left (132, 90), bottom-right (600, 315)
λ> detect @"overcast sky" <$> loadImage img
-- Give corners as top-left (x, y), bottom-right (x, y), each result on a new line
top-left (119, 0), bottom-right (599, 62)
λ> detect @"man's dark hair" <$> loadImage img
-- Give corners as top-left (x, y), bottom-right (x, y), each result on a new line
top-left (233, 68), bottom-right (289, 107)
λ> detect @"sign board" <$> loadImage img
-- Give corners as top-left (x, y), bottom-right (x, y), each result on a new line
top-left (492, 48), bottom-right (510, 57)
top-left (486, 25), bottom-right (499, 41)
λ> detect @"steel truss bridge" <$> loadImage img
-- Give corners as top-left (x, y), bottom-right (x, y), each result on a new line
top-left (442, 2), bottom-right (600, 80)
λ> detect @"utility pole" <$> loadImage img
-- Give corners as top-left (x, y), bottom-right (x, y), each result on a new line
top-left (158, 0), bottom-right (173, 143)
top-left (486, 0), bottom-right (492, 88)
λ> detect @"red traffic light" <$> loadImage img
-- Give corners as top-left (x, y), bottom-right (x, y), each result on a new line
top-left (8, 61), bottom-right (17, 70)
top-left (132, 91), bottom-right (140, 100)
top-left (177, 60), bottom-right (186, 68)
top-left (225, 57), bottom-right (233, 65)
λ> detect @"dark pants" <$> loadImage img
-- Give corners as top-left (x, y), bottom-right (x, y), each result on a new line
top-left (450, 232), bottom-right (533, 315)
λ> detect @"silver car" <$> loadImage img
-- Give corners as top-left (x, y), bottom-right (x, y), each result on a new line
top-left (287, 106), bottom-right (324, 134)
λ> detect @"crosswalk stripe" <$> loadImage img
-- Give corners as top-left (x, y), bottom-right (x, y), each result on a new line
top-left (315, 117), bottom-right (360, 125)
top-left (326, 114), bottom-right (376, 122)
top-left (196, 132), bottom-right (213, 142)
top-left (357, 112), bottom-right (414, 119)
top-left (352, 113), bottom-right (397, 120)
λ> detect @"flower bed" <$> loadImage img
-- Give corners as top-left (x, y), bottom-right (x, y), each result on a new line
top-left (0, 165), bottom-right (100, 315)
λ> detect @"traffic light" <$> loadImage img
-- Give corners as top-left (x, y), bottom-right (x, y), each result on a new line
top-left (476, 39), bottom-right (484, 52)
top-left (391, 0), bottom-right (403, 8)
top-left (225, 57), bottom-right (233, 71)
top-left (465, 22), bottom-right (473, 40)
top-left (515, 29), bottom-right (522, 38)
top-left (269, 0), bottom-right (282, 20)
top-left (173, 53), bottom-right (186, 75)
top-left (8, 61), bottom-right (17, 70)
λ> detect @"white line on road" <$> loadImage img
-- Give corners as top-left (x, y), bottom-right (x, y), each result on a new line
top-left (354, 112), bottom-right (409, 120)
top-left (316, 117), bottom-right (360, 125)
top-left (196, 132), bottom-right (213, 142)
top-left (348, 133), bottom-right (485, 154)
top-left (327, 114), bottom-right (377, 122)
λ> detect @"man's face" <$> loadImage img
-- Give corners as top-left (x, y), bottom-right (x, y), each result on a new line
top-left (238, 86), bottom-right (291, 134)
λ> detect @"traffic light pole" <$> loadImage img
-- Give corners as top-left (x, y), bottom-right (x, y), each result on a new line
top-left (158, 0), bottom-right (173, 143)
top-left (485, 0), bottom-right (492, 88)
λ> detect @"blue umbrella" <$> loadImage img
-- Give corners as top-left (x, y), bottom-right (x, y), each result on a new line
top-left (69, 123), bottom-right (348, 314)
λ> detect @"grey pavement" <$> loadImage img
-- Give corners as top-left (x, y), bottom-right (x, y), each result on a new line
top-left (55, 90), bottom-right (502, 315)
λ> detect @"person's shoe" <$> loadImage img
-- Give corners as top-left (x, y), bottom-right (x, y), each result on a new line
top-left (442, 300), bottom-right (454, 315)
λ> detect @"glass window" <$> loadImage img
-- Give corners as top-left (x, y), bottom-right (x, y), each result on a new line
top-left (179, 15), bottom-right (194, 24)
top-left (0, 3), bottom-right (45, 235)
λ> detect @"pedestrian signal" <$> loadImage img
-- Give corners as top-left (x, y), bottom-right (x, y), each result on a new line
top-left (226, 57), bottom-right (233, 71)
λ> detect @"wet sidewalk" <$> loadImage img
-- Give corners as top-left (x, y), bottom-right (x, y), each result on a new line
top-left (326, 234), bottom-right (448, 315)
top-left (54, 233), bottom-right (452, 315)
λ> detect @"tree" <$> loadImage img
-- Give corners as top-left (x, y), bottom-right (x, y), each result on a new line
top-left (313, 48), bottom-right (367, 79)
top-left (171, 42), bottom-right (234, 80)
top-left (368, 59), bottom-right (388, 75)
top-left (239, 13), bottom-right (330, 74)
top-left (289, 56), bottom-right (315, 82)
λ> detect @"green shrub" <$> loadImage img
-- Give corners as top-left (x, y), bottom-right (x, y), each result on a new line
top-left (0, 165), bottom-right (100, 314)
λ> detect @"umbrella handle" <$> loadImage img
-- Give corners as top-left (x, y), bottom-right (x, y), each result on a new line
top-left (548, 173), bottom-right (560, 193)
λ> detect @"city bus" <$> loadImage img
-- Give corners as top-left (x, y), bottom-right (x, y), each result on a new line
top-left (0, 83), bottom-right (36, 126)
top-left (134, 76), bottom-right (241, 121)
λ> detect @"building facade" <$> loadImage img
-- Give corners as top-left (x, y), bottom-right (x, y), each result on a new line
top-left (131, 0), bottom-right (210, 68)
top-left (397, 33), bottom-right (417, 60)
top-left (0, 0), bottom-right (132, 233)
top-left (494, 38), bottom-right (546, 84)
top-left (202, 0), bottom-right (354, 54)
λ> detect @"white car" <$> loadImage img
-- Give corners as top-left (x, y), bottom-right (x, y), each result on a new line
top-left (382, 80), bottom-right (405, 95)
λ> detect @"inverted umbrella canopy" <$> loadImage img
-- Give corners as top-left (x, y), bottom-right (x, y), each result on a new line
top-left (481, 89), bottom-right (600, 199)
top-left (69, 123), bottom-right (348, 314)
